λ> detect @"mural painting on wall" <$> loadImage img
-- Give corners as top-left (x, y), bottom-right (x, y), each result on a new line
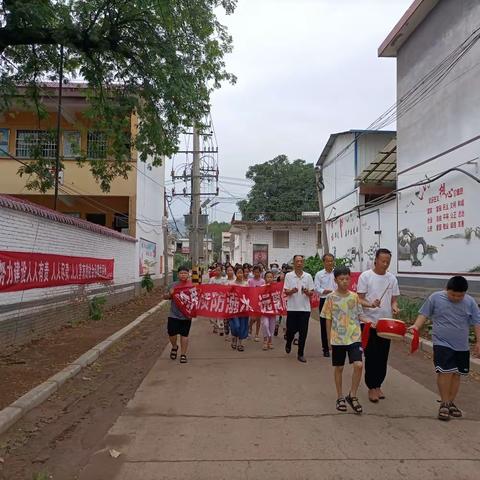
top-left (327, 212), bottom-right (361, 268)
top-left (398, 175), bottom-right (479, 273)
top-left (139, 238), bottom-right (157, 276)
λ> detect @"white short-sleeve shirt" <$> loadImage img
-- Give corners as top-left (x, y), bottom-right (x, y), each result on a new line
top-left (283, 270), bottom-right (314, 312)
top-left (356, 269), bottom-right (400, 325)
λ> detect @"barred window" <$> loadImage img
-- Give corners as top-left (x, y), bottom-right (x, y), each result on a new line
top-left (87, 131), bottom-right (107, 159)
top-left (273, 230), bottom-right (289, 248)
top-left (16, 130), bottom-right (57, 158)
top-left (63, 131), bottom-right (81, 158)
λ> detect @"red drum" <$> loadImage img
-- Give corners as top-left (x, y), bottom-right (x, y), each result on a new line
top-left (376, 318), bottom-right (406, 340)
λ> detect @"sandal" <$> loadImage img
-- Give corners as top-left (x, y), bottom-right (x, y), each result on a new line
top-left (170, 346), bottom-right (178, 360)
top-left (268, 343), bottom-right (274, 349)
top-left (448, 402), bottom-right (463, 418)
top-left (180, 354), bottom-right (187, 364)
top-left (336, 397), bottom-right (347, 412)
top-left (237, 345), bottom-right (244, 352)
top-left (231, 339), bottom-right (237, 350)
top-left (438, 402), bottom-right (450, 421)
top-left (262, 342), bottom-right (268, 351)
top-left (346, 394), bottom-right (363, 414)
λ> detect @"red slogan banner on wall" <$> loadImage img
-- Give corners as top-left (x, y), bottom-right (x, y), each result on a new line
top-left (0, 251), bottom-right (114, 293)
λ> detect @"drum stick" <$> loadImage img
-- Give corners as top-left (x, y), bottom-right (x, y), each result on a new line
top-left (378, 283), bottom-right (391, 303)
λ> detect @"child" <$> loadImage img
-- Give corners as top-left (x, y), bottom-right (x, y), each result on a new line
top-left (223, 265), bottom-right (236, 341)
top-left (164, 265), bottom-right (193, 364)
top-left (261, 271), bottom-right (277, 350)
top-left (209, 265), bottom-right (226, 336)
top-left (230, 267), bottom-right (249, 351)
top-left (410, 276), bottom-right (480, 421)
top-left (321, 266), bottom-right (368, 414)
top-left (248, 265), bottom-right (265, 341)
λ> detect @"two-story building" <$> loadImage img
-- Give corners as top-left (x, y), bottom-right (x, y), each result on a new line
top-left (0, 83), bottom-right (167, 281)
top-left (379, 0), bottom-right (480, 294)
top-left (317, 130), bottom-right (397, 271)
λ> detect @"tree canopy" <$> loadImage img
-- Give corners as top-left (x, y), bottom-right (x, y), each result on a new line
top-left (238, 155), bottom-right (318, 221)
top-left (208, 220), bottom-right (230, 258)
top-left (0, 0), bottom-right (236, 191)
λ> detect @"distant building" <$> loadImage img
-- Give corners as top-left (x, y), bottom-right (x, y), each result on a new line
top-left (379, 0), bottom-right (480, 294)
top-left (229, 217), bottom-right (321, 266)
top-left (221, 231), bottom-right (232, 264)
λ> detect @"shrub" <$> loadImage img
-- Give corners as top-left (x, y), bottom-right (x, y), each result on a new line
top-left (303, 254), bottom-right (348, 277)
top-left (141, 272), bottom-right (155, 292)
top-left (89, 295), bottom-right (107, 321)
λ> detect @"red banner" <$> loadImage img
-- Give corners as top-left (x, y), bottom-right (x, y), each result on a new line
top-left (0, 251), bottom-right (114, 293)
top-left (173, 272), bottom-right (362, 318)
top-left (173, 283), bottom-right (288, 319)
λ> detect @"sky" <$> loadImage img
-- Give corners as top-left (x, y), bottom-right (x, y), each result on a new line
top-left (168, 0), bottom-right (412, 224)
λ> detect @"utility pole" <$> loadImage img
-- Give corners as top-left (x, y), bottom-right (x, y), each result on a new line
top-left (54, 44), bottom-right (64, 211)
top-left (190, 125), bottom-right (201, 284)
top-left (315, 166), bottom-right (329, 254)
top-left (163, 190), bottom-right (169, 287)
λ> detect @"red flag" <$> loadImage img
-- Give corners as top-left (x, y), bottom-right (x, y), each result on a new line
top-left (362, 322), bottom-right (371, 351)
top-left (410, 328), bottom-right (420, 354)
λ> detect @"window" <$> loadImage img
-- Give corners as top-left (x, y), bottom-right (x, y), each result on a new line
top-left (317, 229), bottom-right (322, 249)
top-left (16, 130), bottom-right (57, 158)
top-left (87, 131), bottom-right (107, 159)
top-left (63, 131), bottom-right (81, 158)
top-left (86, 213), bottom-right (106, 226)
top-left (273, 230), bottom-right (289, 248)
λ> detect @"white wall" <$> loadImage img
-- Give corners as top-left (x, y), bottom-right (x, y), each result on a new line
top-left (135, 155), bottom-right (165, 278)
top-left (395, 0), bottom-right (480, 279)
top-left (0, 206), bottom-right (136, 310)
top-left (233, 226), bottom-right (319, 266)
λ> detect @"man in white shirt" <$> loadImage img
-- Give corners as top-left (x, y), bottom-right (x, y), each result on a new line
top-left (357, 248), bottom-right (400, 403)
top-left (283, 254), bottom-right (315, 363)
top-left (314, 253), bottom-right (337, 357)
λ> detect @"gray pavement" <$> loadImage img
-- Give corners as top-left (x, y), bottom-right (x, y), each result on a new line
top-left (79, 318), bottom-right (480, 480)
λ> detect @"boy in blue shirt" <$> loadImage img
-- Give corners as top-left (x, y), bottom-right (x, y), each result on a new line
top-left (410, 276), bottom-right (480, 421)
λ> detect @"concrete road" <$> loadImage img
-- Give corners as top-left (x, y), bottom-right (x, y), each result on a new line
top-left (79, 318), bottom-right (480, 480)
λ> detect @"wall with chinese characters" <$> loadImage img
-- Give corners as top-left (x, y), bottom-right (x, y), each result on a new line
top-left (0, 204), bottom-right (137, 348)
top-left (395, 0), bottom-right (480, 278)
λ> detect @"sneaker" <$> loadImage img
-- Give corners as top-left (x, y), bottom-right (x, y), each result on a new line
top-left (285, 342), bottom-right (292, 354)
top-left (297, 355), bottom-right (307, 363)
top-left (254, 336), bottom-right (260, 342)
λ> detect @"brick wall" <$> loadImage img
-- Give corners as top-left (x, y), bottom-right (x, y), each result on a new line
top-left (0, 203), bottom-right (137, 350)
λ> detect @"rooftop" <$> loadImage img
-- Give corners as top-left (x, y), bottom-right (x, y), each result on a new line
top-left (378, 0), bottom-right (439, 57)
top-left (0, 195), bottom-right (136, 243)
top-left (317, 129), bottom-right (396, 166)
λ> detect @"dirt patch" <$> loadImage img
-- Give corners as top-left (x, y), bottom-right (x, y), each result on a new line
top-left (0, 300), bottom-right (170, 480)
top-left (0, 287), bottom-right (166, 410)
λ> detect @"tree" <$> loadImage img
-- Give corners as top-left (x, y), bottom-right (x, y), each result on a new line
top-left (238, 155), bottom-right (318, 221)
top-left (0, 0), bottom-right (236, 191)
top-left (208, 220), bottom-right (230, 257)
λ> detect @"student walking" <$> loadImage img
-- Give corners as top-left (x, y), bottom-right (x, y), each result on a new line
top-left (230, 267), bottom-right (249, 352)
top-left (223, 265), bottom-right (236, 340)
top-left (409, 276), bottom-right (480, 421)
top-left (357, 248), bottom-right (400, 402)
top-left (208, 265), bottom-right (226, 336)
top-left (321, 266), bottom-right (368, 414)
top-left (248, 265), bottom-right (265, 341)
top-left (314, 253), bottom-right (337, 357)
top-left (164, 265), bottom-right (193, 364)
top-left (261, 271), bottom-right (277, 350)
top-left (283, 255), bottom-right (314, 363)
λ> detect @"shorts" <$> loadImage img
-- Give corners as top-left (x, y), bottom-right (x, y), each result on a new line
top-left (331, 342), bottom-right (363, 367)
top-left (167, 317), bottom-right (192, 337)
top-left (433, 345), bottom-right (469, 375)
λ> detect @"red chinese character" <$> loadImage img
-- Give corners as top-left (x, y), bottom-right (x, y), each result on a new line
top-left (436, 215), bottom-right (442, 222)
top-left (436, 205), bottom-right (442, 213)
top-left (427, 217), bottom-right (433, 224)
top-left (439, 183), bottom-right (446, 197)
top-left (442, 204), bottom-right (448, 211)
top-left (450, 222), bottom-right (457, 229)
top-left (458, 199), bottom-right (464, 207)
top-left (436, 224), bottom-right (442, 231)
top-left (427, 226), bottom-right (432, 232)
top-left (443, 223), bottom-right (449, 230)
top-left (443, 213), bottom-right (449, 220)
top-left (450, 212), bottom-right (457, 219)
top-left (450, 201), bottom-right (456, 209)
top-left (459, 220), bottom-right (465, 228)
top-left (427, 207), bottom-right (433, 214)
top-left (459, 210), bottom-right (464, 218)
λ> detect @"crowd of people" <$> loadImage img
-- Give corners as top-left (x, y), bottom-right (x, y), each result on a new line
top-left (165, 250), bottom-right (480, 422)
